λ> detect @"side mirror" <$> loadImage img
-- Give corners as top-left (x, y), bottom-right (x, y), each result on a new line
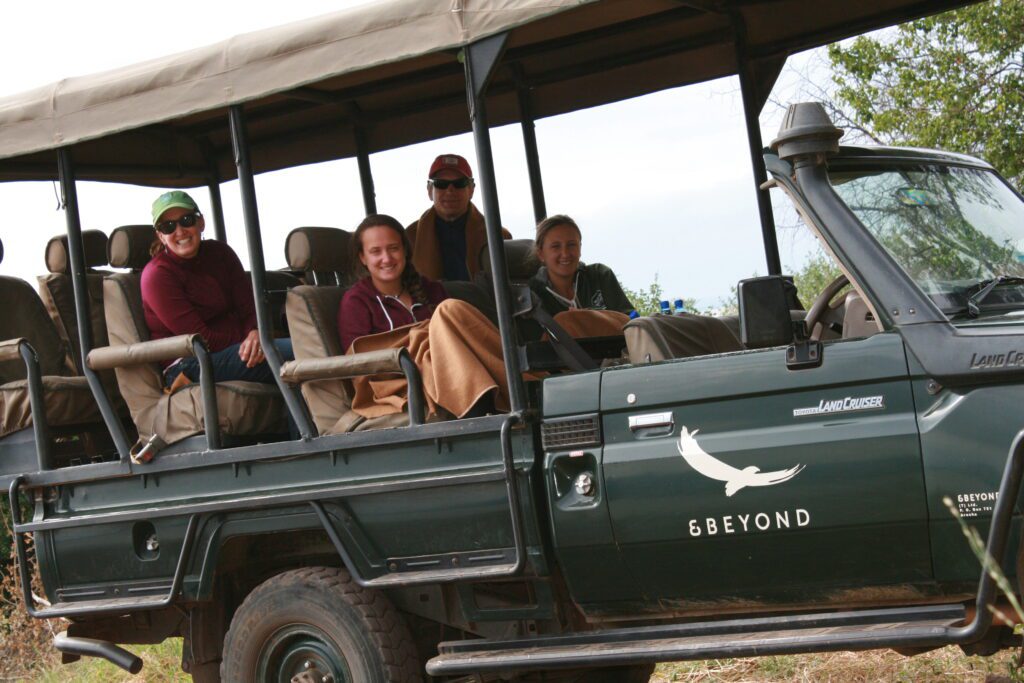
top-left (738, 276), bottom-right (794, 349)
top-left (738, 275), bottom-right (823, 370)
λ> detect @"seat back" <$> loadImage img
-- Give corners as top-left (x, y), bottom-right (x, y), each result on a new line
top-left (0, 277), bottom-right (70, 385)
top-left (286, 285), bottom-right (358, 434)
top-left (104, 226), bottom-right (166, 433)
top-left (477, 239), bottom-right (539, 284)
top-left (0, 237), bottom-right (70, 384)
top-left (285, 227), bottom-right (355, 286)
top-left (625, 314), bottom-right (744, 364)
top-left (842, 291), bottom-right (880, 339)
top-left (37, 230), bottom-right (112, 374)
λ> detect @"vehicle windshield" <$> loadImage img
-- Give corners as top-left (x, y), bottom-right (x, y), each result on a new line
top-left (828, 163), bottom-right (1024, 318)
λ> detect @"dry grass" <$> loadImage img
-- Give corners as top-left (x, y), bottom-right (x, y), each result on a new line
top-left (652, 647), bottom-right (1020, 682)
top-left (16, 643), bottom-right (1021, 682)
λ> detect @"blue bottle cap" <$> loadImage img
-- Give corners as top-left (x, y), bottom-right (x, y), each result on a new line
top-left (628, 309), bottom-right (640, 319)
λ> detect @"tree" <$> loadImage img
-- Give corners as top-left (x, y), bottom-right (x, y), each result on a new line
top-left (826, 1), bottom-right (1024, 191)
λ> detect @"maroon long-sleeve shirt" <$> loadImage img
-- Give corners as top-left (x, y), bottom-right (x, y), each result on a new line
top-left (141, 239), bottom-right (257, 359)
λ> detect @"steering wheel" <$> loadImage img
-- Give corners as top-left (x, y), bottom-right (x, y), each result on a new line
top-left (804, 274), bottom-right (849, 341)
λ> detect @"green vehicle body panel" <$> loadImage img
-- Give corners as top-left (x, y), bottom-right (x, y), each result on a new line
top-left (545, 332), bottom-right (936, 616)
top-left (36, 427), bottom-right (544, 607)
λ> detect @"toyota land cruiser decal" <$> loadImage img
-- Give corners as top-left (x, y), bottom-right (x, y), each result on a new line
top-left (677, 427), bottom-right (805, 496)
top-left (792, 395), bottom-right (884, 417)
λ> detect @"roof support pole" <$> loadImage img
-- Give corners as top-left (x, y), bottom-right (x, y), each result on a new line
top-left (464, 32), bottom-right (525, 414)
top-left (57, 148), bottom-right (131, 461)
top-left (733, 14), bottom-right (782, 276)
top-left (512, 65), bottom-right (547, 225)
top-left (228, 105), bottom-right (317, 439)
top-left (350, 104), bottom-right (377, 215)
top-left (207, 182), bottom-right (227, 242)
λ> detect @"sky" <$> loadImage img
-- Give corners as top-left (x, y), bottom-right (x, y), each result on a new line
top-left (0, 1), bottom-right (826, 309)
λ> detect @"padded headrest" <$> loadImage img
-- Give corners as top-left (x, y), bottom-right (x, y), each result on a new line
top-left (480, 239), bottom-right (540, 282)
top-left (108, 225), bottom-right (157, 270)
top-left (45, 229), bottom-right (109, 273)
top-left (285, 227), bottom-right (352, 272)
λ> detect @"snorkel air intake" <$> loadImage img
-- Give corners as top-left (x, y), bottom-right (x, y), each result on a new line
top-left (770, 102), bottom-right (842, 167)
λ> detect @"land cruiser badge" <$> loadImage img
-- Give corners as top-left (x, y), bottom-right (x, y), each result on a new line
top-left (792, 395), bottom-right (884, 417)
top-left (677, 427), bottom-right (805, 496)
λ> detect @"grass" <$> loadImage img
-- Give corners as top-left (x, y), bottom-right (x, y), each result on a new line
top-left (25, 642), bottom-right (1020, 682)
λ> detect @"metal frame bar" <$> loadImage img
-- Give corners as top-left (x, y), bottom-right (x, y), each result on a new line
top-left (311, 413), bottom-right (526, 587)
top-left (732, 12), bottom-right (780, 276)
top-left (464, 33), bottom-right (526, 414)
top-left (9, 475), bottom-right (200, 618)
top-left (228, 105), bottom-right (316, 438)
top-left (17, 342), bottom-right (53, 471)
top-left (350, 103), bottom-right (377, 215)
top-left (56, 148), bottom-right (131, 460)
top-left (193, 340), bottom-right (221, 451)
top-left (512, 64), bottom-right (547, 225)
top-left (206, 182), bottom-right (227, 242)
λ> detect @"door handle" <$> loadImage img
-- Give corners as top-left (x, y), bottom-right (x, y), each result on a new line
top-left (628, 412), bottom-right (674, 431)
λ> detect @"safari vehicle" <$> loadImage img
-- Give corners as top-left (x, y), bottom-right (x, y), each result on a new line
top-left (2, 0), bottom-right (1023, 681)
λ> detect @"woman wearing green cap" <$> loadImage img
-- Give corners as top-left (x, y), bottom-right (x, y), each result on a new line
top-left (141, 190), bottom-right (294, 391)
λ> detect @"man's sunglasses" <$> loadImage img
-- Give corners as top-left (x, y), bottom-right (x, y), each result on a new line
top-left (429, 177), bottom-right (472, 190)
top-left (155, 213), bottom-right (201, 234)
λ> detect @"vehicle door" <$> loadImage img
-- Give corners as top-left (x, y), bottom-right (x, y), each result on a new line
top-left (598, 329), bottom-right (931, 612)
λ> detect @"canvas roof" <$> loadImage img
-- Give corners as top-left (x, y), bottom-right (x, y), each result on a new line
top-left (0, 0), bottom-right (979, 186)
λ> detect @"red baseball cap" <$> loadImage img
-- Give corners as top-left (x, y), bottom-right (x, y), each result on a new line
top-left (428, 154), bottom-right (473, 179)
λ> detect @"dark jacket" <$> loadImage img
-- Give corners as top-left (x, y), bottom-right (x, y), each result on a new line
top-left (338, 275), bottom-right (449, 352)
top-left (529, 262), bottom-right (634, 316)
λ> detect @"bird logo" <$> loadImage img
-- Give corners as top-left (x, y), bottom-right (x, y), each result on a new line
top-left (677, 426), bottom-right (804, 497)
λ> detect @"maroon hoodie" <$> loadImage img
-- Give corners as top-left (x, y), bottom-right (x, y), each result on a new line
top-left (338, 275), bottom-right (448, 352)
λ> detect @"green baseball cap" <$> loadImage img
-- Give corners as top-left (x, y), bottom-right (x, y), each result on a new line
top-left (151, 191), bottom-right (200, 225)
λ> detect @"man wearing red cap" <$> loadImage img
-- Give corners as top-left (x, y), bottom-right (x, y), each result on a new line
top-left (406, 154), bottom-right (511, 281)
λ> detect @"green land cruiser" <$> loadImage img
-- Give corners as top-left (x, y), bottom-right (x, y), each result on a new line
top-left (1, 1), bottom-right (1022, 681)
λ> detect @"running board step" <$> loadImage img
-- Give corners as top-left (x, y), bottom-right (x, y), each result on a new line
top-left (426, 604), bottom-right (966, 676)
top-left (30, 594), bottom-right (179, 619)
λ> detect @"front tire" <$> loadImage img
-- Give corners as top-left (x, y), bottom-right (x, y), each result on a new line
top-left (220, 566), bottom-right (422, 683)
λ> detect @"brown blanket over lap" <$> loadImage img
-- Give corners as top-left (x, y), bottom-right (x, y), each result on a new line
top-left (349, 299), bottom-right (510, 419)
top-left (551, 309), bottom-right (630, 338)
top-left (348, 304), bottom-right (626, 420)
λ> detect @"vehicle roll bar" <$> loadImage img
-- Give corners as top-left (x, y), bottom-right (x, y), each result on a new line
top-left (228, 105), bottom-right (317, 439)
top-left (57, 148), bottom-right (132, 461)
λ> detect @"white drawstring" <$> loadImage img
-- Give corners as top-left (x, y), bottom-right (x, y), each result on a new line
top-left (376, 295), bottom-right (396, 331)
top-left (376, 294), bottom-right (423, 331)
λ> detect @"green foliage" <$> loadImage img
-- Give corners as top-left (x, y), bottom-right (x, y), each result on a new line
top-left (792, 251), bottom-right (844, 309)
top-left (621, 274), bottom-right (665, 316)
top-left (827, 1), bottom-right (1024, 191)
top-left (622, 274), bottom-right (699, 315)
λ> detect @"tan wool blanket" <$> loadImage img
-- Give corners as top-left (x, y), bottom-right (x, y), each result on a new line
top-left (551, 309), bottom-right (630, 338)
top-left (349, 299), bottom-right (510, 418)
top-left (348, 304), bottom-right (628, 420)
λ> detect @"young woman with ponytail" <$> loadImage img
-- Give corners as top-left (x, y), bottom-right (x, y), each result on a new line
top-left (338, 214), bottom-right (514, 419)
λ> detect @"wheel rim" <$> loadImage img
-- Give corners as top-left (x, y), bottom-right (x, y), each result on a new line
top-left (257, 624), bottom-right (354, 683)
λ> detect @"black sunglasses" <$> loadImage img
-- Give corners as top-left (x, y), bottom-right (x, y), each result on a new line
top-left (429, 177), bottom-right (472, 190)
top-left (155, 212), bottom-right (201, 234)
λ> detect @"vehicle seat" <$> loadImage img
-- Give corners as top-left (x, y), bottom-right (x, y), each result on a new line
top-left (624, 313), bottom-right (744, 364)
top-left (841, 291), bottom-right (880, 339)
top-left (284, 229), bottom-right (407, 435)
top-left (102, 225), bottom-right (287, 447)
top-left (474, 238), bottom-right (539, 289)
top-left (285, 226), bottom-right (356, 286)
top-left (0, 237), bottom-right (101, 441)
